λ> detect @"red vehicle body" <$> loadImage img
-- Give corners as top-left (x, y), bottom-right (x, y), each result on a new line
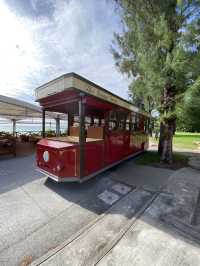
top-left (35, 73), bottom-right (149, 182)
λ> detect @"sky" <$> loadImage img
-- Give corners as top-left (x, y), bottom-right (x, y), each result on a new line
top-left (0, 0), bottom-right (130, 103)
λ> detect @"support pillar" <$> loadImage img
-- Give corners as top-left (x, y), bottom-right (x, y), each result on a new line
top-left (79, 94), bottom-right (85, 178)
top-left (12, 119), bottom-right (16, 136)
top-left (91, 116), bottom-right (94, 126)
top-left (42, 109), bottom-right (45, 138)
top-left (67, 113), bottom-right (73, 136)
top-left (55, 116), bottom-right (60, 136)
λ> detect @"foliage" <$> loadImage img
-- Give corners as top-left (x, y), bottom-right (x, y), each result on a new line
top-left (112, 0), bottom-right (200, 109)
top-left (176, 77), bottom-right (200, 131)
top-left (113, 0), bottom-right (200, 110)
top-left (185, 77), bottom-right (200, 130)
top-left (45, 130), bottom-right (56, 137)
top-left (112, 0), bottom-right (200, 162)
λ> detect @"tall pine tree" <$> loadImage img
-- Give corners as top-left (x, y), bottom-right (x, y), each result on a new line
top-left (112, 0), bottom-right (200, 163)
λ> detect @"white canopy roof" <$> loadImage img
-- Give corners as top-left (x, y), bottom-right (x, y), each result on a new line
top-left (0, 95), bottom-right (42, 120)
top-left (0, 95), bottom-right (67, 121)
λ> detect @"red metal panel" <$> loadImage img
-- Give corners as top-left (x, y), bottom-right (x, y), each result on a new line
top-left (39, 89), bottom-right (79, 108)
top-left (104, 132), bottom-right (124, 164)
top-left (123, 131), bottom-right (132, 156)
top-left (83, 141), bottom-right (104, 176)
top-left (36, 141), bottom-right (79, 179)
top-left (37, 145), bottom-right (60, 176)
top-left (85, 95), bottom-right (113, 110)
top-left (59, 148), bottom-right (79, 177)
top-left (36, 132), bottom-right (149, 181)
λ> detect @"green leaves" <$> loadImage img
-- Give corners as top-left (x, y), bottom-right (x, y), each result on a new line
top-left (176, 77), bottom-right (200, 131)
top-left (112, 0), bottom-right (200, 117)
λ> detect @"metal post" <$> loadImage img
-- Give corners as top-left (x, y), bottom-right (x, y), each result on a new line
top-left (55, 116), bottom-right (60, 136)
top-left (12, 119), bottom-right (16, 136)
top-left (42, 109), bottom-right (45, 138)
top-left (67, 113), bottom-right (73, 136)
top-left (91, 116), bottom-right (94, 126)
top-left (79, 95), bottom-right (85, 178)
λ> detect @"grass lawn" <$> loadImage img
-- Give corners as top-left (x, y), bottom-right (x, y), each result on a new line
top-left (150, 132), bottom-right (200, 150)
top-left (135, 151), bottom-right (188, 170)
top-left (173, 132), bottom-right (200, 149)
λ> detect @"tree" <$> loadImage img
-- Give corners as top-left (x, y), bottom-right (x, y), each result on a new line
top-left (112, 0), bottom-right (200, 163)
top-left (176, 80), bottom-right (200, 132)
top-left (183, 77), bottom-right (200, 131)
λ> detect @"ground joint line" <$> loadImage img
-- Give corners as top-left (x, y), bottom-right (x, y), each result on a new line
top-left (94, 191), bottom-right (160, 266)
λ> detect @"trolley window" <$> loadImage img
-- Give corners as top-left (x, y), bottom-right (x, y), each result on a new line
top-left (108, 121), bottom-right (117, 130)
top-left (73, 115), bottom-right (80, 127)
top-left (85, 116), bottom-right (91, 129)
top-left (108, 111), bottom-right (117, 131)
top-left (117, 112), bottom-right (126, 131)
top-left (125, 113), bottom-right (131, 131)
top-left (101, 119), bottom-right (105, 126)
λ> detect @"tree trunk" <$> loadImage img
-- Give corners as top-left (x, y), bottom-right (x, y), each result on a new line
top-left (148, 118), bottom-right (153, 137)
top-left (160, 120), bottom-right (174, 163)
top-left (159, 84), bottom-right (176, 163)
top-left (158, 122), bottom-right (164, 155)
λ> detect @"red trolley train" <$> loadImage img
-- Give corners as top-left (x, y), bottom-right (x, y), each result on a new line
top-left (35, 73), bottom-right (149, 182)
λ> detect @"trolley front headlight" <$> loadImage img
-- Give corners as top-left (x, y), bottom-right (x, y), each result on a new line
top-left (43, 151), bottom-right (49, 162)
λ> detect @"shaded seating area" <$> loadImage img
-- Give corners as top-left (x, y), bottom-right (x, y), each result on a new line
top-left (0, 95), bottom-right (68, 157)
top-left (0, 95), bottom-right (43, 157)
top-left (0, 132), bottom-right (16, 156)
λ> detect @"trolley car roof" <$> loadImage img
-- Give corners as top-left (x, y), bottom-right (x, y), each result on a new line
top-left (35, 73), bottom-right (149, 117)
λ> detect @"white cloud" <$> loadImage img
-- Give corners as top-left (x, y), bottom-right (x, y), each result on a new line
top-left (0, 0), bottom-right (130, 102)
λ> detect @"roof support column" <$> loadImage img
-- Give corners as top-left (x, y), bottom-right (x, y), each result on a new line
top-left (42, 109), bottom-right (45, 138)
top-left (67, 113), bottom-right (73, 136)
top-left (12, 119), bottom-right (16, 136)
top-left (55, 116), bottom-right (60, 137)
top-left (79, 94), bottom-right (85, 178)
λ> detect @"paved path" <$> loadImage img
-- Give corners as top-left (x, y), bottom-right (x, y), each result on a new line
top-left (34, 166), bottom-right (200, 266)
top-left (0, 154), bottom-right (42, 194)
top-left (33, 168), bottom-right (200, 266)
top-left (1, 152), bottom-right (200, 265)
top-left (98, 210), bottom-right (200, 266)
top-left (36, 189), bottom-right (156, 266)
top-left (109, 159), bottom-right (173, 192)
top-left (188, 153), bottom-right (200, 170)
top-left (0, 155), bottom-right (128, 265)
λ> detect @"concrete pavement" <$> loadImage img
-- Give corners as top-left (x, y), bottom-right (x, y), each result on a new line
top-left (37, 189), bottom-right (156, 266)
top-left (1, 152), bottom-right (200, 265)
top-left (109, 159), bottom-right (173, 192)
top-left (34, 166), bottom-right (200, 266)
top-left (99, 166), bottom-right (200, 266)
